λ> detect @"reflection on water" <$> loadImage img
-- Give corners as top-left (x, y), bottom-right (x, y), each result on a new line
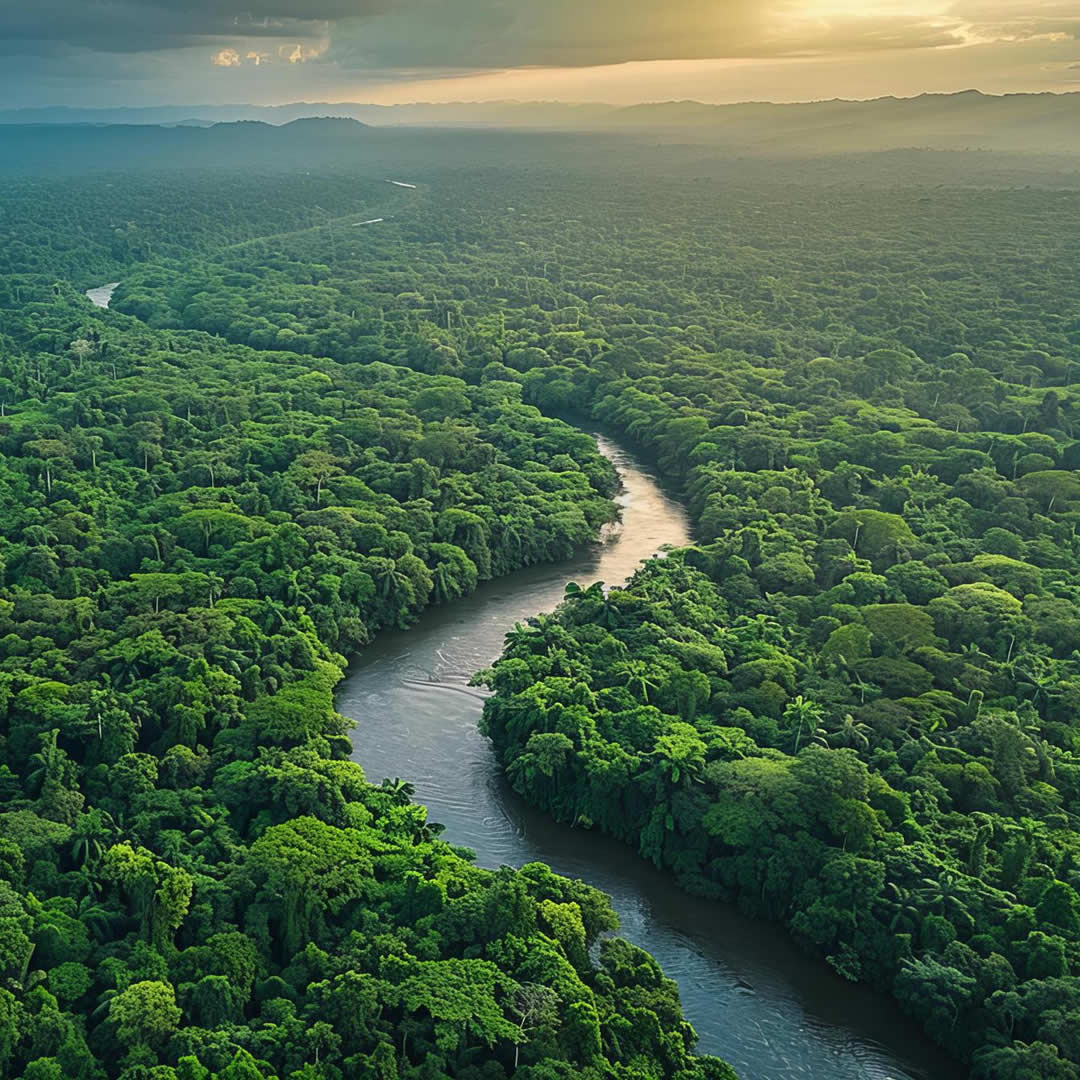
top-left (339, 436), bottom-right (955, 1080)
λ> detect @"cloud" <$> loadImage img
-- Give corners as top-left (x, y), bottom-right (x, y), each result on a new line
top-left (321, 0), bottom-right (971, 71)
top-left (208, 42), bottom-right (321, 69)
top-left (1, 0), bottom-right (1075, 96)
top-left (0, 1), bottom-right (371, 56)
top-left (0, 0), bottom-right (981, 65)
top-left (949, 1), bottom-right (1080, 42)
top-left (280, 43), bottom-right (322, 64)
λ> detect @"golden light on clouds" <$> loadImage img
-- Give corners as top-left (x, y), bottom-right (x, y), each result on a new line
top-left (796, 0), bottom-right (951, 16)
top-left (10, 0), bottom-right (1071, 108)
top-left (211, 42), bottom-right (323, 69)
top-left (281, 44), bottom-right (322, 64)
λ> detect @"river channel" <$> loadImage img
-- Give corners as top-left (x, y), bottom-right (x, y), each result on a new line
top-left (86, 282), bottom-right (119, 308)
top-left (339, 434), bottom-right (955, 1080)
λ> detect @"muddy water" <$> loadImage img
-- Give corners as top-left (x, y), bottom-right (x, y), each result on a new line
top-left (339, 435), bottom-right (955, 1080)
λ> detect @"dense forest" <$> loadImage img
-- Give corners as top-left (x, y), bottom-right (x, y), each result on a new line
top-left (0, 146), bottom-right (734, 1080)
top-left (1, 122), bottom-right (1080, 1079)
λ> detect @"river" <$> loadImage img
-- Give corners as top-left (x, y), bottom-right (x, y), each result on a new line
top-left (339, 434), bottom-right (955, 1080)
top-left (86, 282), bottom-right (119, 308)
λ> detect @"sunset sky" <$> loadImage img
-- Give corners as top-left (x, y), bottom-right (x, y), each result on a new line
top-left (3, 0), bottom-right (1079, 107)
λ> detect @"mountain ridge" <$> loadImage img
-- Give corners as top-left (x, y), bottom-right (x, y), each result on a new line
top-left (4, 88), bottom-right (1079, 126)
top-left (3, 91), bottom-right (1080, 158)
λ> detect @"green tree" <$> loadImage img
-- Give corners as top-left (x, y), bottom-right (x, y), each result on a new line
top-left (108, 980), bottom-right (182, 1050)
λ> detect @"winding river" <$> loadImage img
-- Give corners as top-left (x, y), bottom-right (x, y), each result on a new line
top-left (86, 282), bottom-right (120, 308)
top-left (340, 435), bottom-right (955, 1080)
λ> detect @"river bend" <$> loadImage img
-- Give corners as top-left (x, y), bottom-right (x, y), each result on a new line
top-left (340, 434), bottom-right (954, 1080)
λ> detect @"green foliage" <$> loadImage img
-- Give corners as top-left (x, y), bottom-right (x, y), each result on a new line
top-left (0, 152), bottom-right (740, 1080)
top-left (8, 126), bottom-right (1080, 1080)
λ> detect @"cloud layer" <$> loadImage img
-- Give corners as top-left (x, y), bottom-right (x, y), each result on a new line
top-left (326, 0), bottom-right (969, 71)
top-left (2, 0), bottom-right (1078, 107)
top-left (0, 1), bottom-right (370, 55)
top-left (3, 0), bottom-right (1060, 64)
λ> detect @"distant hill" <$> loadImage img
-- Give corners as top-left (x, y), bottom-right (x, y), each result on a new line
top-left (206, 116), bottom-right (367, 135)
top-left (604, 91), bottom-right (1080, 153)
top-left (0, 101), bottom-right (617, 129)
top-left (2, 91), bottom-right (1080, 152)
top-left (2, 93), bottom-right (1080, 179)
top-left (0, 116), bottom-right (377, 175)
top-left (279, 116), bottom-right (369, 133)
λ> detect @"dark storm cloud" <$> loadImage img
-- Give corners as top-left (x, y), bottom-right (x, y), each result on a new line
top-left (0, 0), bottom-right (382, 55)
top-left (1, 0), bottom-right (1072, 83)
top-left (1, 0), bottom-right (970, 65)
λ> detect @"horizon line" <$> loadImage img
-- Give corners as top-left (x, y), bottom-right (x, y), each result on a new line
top-left (6, 86), bottom-right (1080, 114)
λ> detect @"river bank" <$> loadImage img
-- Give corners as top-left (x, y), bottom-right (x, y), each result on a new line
top-left (339, 434), bottom-right (955, 1080)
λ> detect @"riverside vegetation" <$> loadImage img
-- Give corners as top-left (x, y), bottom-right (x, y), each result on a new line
top-left (0, 149), bottom-right (734, 1080)
top-left (1, 122), bottom-right (1079, 1079)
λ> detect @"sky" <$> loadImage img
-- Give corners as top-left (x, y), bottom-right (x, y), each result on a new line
top-left (2, 0), bottom-right (1079, 108)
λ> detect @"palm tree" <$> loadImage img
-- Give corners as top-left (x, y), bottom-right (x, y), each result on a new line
top-left (76, 894), bottom-right (115, 939)
top-left (710, 625), bottom-right (740, 662)
top-left (23, 524), bottom-right (59, 550)
top-left (83, 686), bottom-right (119, 740)
top-left (503, 621), bottom-right (541, 656)
top-left (381, 777), bottom-right (415, 805)
top-left (959, 641), bottom-right (992, 665)
top-left (884, 882), bottom-right (923, 934)
top-left (650, 731), bottom-right (706, 787)
top-left (564, 580), bottom-right (625, 629)
top-left (563, 578), bottom-right (598, 607)
top-left (827, 713), bottom-right (872, 752)
top-left (1012, 662), bottom-right (1061, 713)
top-left (616, 660), bottom-right (660, 703)
top-left (784, 695), bottom-right (826, 754)
top-left (844, 665), bottom-right (878, 706)
top-left (371, 559), bottom-right (410, 607)
top-left (414, 820), bottom-right (446, 843)
top-left (157, 830), bottom-right (186, 862)
top-left (915, 870), bottom-right (972, 924)
top-left (527, 613), bottom-right (571, 651)
top-left (127, 697), bottom-right (153, 739)
top-left (71, 808), bottom-right (115, 869)
top-left (431, 561), bottom-right (460, 604)
top-left (107, 650), bottom-right (143, 689)
top-left (733, 612), bottom-right (785, 646)
top-left (205, 572), bottom-right (225, 609)
top-left (509, 984), bottom-right (559, 1069)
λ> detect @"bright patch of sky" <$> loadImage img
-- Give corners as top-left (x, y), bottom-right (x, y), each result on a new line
top-left (2, 0), bottom-right (1077, 107)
